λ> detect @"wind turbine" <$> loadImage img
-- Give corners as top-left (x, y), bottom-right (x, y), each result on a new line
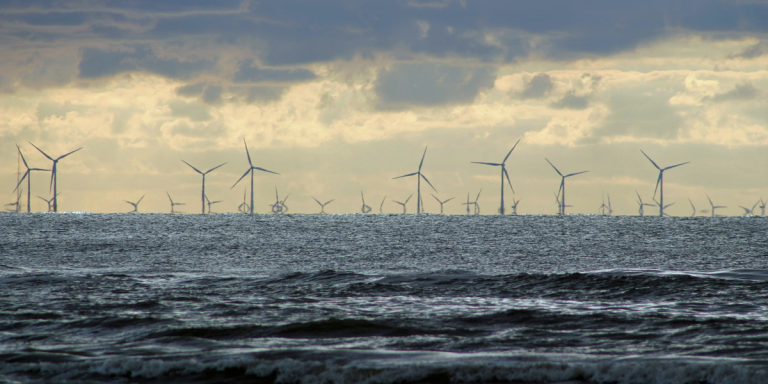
top-left (124, 194), bottom-right (145, 213)
top-left (546, 158), bottom-right (587, 215)
top-left (431, 194), bottom-right (454, 214)
top-left (510, 197), bottom-right (521, 215)
top-left (640, 150), bottom-right (689, 217)
top-left (167, 191), bottom-right (185, 213)
top-left (758, 198), bottom-right (766, 216)
top-left (238, 188), bottom-right (249, 213)
top-left (706, 195), bottom-right (726, 217)
top-left (270, 188), bottom-right (289, 214)
top-left (393, 146), bottom-right (437, 214)
top-left (14, 145), bottom-right (50, 213)
top-left (313, 197), bottom-right (335, 214)
top-left (37, 193), bottom-right (59, 212)
top-left (28, 142), bottom-right (82, 212)
top-left (637, 190), bottom-right (656, 217)
top-left (606, 194), bottom-right (613, 215)
top-left (182, 160), bottom-right (226, 214)
top-left (231, 139), bottom-right (279, 214)
top-left (470, 189), bottom-right (482, 215)
top-left (739, 201), bottom-right (758, 216)
top-left (471, 138), bottom-right (521, 215)
top-left (598, 193), bottom-right (607, 215)
top-left (687, 198), bottom-right (696, 217)
top-left (5, 190), bottom-right (22, 213)
top-left (379, 195), bottom-right (387, 214)
top-left (360, 191), bottom-right (372, 214)
top-left (392, 194), bottom-right (413, 214)
top-left (205, 195), bottom-right (222, 214)
top-left (462, 193), bottom-right (472, 215)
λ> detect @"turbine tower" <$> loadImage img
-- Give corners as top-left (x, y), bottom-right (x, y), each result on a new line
top-left (392, 194), bottom-right (413, 214)
top-left (640, 150), bottom-right (689, 217)
top-left (313, 197), bottom-right (335, 214)
top-left (231, 139), bottom-right (279, 214)
top-left (706, 195), bottom-right (726, 217)
top-left (431, 194), bottom-right (454, 214)
top-left (393, 146), bottom-right (437, 214)
top-left (14, 145), bottom-right (50, 213)
top-left (182, 160), bottom-right (226, 214)
top-left (28, 142), bottom-right (82, 212)
top-left (167, 191), bottom-right (185, 213)
top-left (360, 191), bottom-right (372, 214)
top-left (471, 138), bottom-right (521, 215)
top-left (546, 158), bottom-right (587, 215)
top-left (124, 194), bottom-right (145, 213)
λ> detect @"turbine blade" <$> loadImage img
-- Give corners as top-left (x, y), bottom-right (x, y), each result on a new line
top-left (503, 167), bottom-right (514, 194)
top-left (13, 171), bottom-right (29, 192)
top-left (432, 194), bottom-right (440, 203)
top-left (16, 145), bottom-right (29, 168)
top-left (653, 174), bottom-right (661, 198)
top-left (56, 147), bottom-right (83, 160)
top-left (48, 164), bottom-right (55, 192)
top-left (243, 138), bottom-right (253, 166)
top-left (181, 160), bottom-right (203, 174)
top-left (393, 172), bottom-right (418, 179)
top-left (475, 188), bottom-right (482, 201)
top-left (253, 167), bottom-right (279, 175)
top-left (707, 194), bottom-right (714, 207)
top-left (204, 162), bottom-right (227, 174)
top-left (663, 162), bottom-right (689, 171)
top-left (137, 194), bottom-right (145, 205)
top-left (502, 138), bottom-right (521, 163)
top-left (28, 142), bottom-right (54, 161)
top-left (420, 173), bottom-right (438, 192)
top-left (545, 158), bottom-right (563, 177)
top-left (360, 191), bottom-right (365, 204)
top-left (231, 169), bottom-right (251, 189)
top-left (444, 197), bottom-right (455, 203)
top-left (471, 161), bottom-right (501, 166)
top-left (404, 194), bottom-right (413, 204)
top-left (564, 170), bottom-right (588, 177)
top-left (325, 199), bottom-right (335, 205)
top-left (418, 146), bottom-right (427, 171)
top-left (167, 191), bottom-right (173, 203)
top-left (640, 149), bottom-right (661, 170)
top-left (313, 197), bottom-right (322, 206)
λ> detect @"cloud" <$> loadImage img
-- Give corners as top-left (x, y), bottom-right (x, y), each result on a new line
top-left (550, 91), bottom-right (590, 110)
top-left (233, 62), bottom-right (316, 84)
top-left (731, 41), bottom-right (768, 59)
top-left (78, 45), bottom-right (214, 80)
top-left (518, 73), bottom-right (553, 99)
top-left (592, 93), bottom-right (683, 141)
top-left (168, 100), bottom-right (211, 122)
top-left (707, 82), bottom-right (759, 102)
top-left (374, 63), bottom-right (495, 110)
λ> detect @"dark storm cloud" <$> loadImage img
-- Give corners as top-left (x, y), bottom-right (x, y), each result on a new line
top-left (707, 82), bottom-right (759, 102)
top-left (373, 63), bottom-right (495, 110)
top-left (78, 45), bottom-right (214, 80)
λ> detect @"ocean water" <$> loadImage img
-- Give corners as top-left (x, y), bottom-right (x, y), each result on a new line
top-left (2, 213), bottom-right (768, 383)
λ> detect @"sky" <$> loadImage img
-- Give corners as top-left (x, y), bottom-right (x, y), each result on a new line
top-left (2, 0), bottom-right (768, 215)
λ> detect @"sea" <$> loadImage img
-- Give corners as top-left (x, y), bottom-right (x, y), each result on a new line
top-left (2, 213), bottom-right (768, 384)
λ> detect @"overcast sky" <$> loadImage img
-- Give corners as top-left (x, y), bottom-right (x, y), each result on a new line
top-left (2, 0), bottom-right (768, 215)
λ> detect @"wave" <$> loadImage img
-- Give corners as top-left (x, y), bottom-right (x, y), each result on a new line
top-left (2, 350), bottom-right (766, 383)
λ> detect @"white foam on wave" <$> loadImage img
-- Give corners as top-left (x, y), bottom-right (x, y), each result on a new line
top-left (2, 352), bottom-right (768, 384)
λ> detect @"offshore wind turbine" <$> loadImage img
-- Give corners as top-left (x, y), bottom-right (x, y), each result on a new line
top-left (231, 139), bottom-right (279, 214)
top-left (360, 191), bottom-right (372, 214)
top-left (470, 189), bottom-right (482, 215)
top-left (687, 198), bottom-right (696, 217)
top-left (510, 197), bottom-right (520, 215)
top-left (546, 158), bottom-right (587, 215)
top-left (471, 138), bottom-right (520, 215)
top-left (640, 150), bottom-right (689, 217)
top-left (5, 190), bottom-right (22, 212)
top-left (637, 190), bottom-right (655, 217)
top-left (124, 194), bottom-right (145, 213)
top-left (431, 194), bottom-right (454, 214)
top-left (706, 195), bottom-right (726, 217)
top-left (739, 201), bottom-right (758, 216)
top-left (313, 197), bottom-right (335, 214)
top-left (758, 198), bottom-right (766, 216)
top-left (379, 195), bottom-right (387, 214)
top-left (205, 195), bottom-right (222, 214)
top-left (270, 188), bottom-right (289, 214)
top-left (393, 146), bottom-right (437, 214)
top-left (182, 160), bottom-right (226, 214)
top-left (392, 194), bottom-right (413, 214)
top-left (14, 145), bottom-right (50, 213)
top-left (28, 142), bottom-right (82, 212)
top-left (238, 188), bottom-right (249, 213)
top-left (167, 191), bottom-right (185, 213)
top-left (37, 193), bottom-right (59, 212)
